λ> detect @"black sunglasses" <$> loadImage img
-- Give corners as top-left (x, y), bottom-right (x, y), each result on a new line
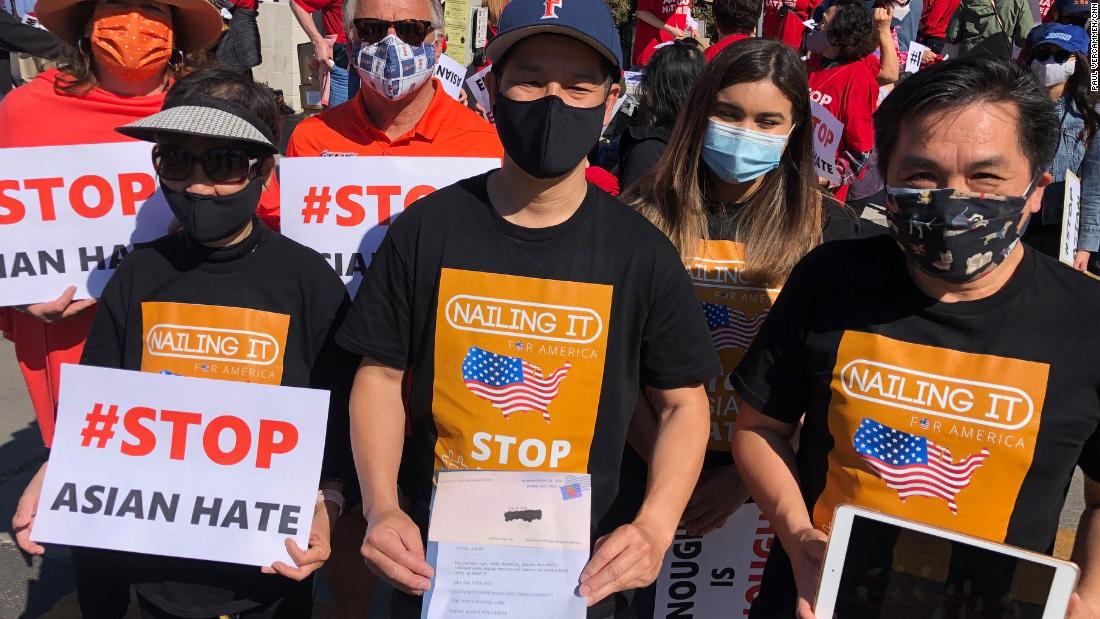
top-left (153, 145), bottom-right (260, 184)
top-left (1032, 48), bottom-right (1073, 63)
top-left (353, 18), bottom-right (434, 45)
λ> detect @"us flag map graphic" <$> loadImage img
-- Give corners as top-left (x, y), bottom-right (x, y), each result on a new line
top-left (854, 418), bottom-right (990, 514)
top-left (462, 347), bottom-right (570, 422)
top-left (702, 303), bottom-right (769, 351)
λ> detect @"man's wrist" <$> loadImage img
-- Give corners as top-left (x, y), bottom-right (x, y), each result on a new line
top-left (632, 510), bottom-right (678, 550)
top-left (363, 496), bottom-right (402, 521)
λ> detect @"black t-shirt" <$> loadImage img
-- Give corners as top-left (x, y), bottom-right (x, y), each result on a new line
top-left (79, 221), bottom-right (356, 617)
top-left (731, 235), bottom-right (1100, 615)
top-left (336, 172), bottom-right (721, 538)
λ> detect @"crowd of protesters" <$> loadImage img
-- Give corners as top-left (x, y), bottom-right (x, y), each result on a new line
top-left (4, 0), bottom-right (1100, 616)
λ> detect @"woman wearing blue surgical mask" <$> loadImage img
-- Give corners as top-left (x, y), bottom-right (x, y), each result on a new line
top-left (618, 38), bottom-right (858, 546)
top-left (1020, 22), bottom-right (1100, 272)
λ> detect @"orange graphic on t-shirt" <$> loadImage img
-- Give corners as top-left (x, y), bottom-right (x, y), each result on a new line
top-left (815, 331), bottom-right (1050, 543)
top-left (140, 302), bottom-right (290, 385)
top-left (432, 269), bottom-right (612, 473)
top-left (687, 240), bottom-right (780, 451)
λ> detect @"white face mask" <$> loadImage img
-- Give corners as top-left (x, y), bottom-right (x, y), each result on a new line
top-left (1031, 56), bottom-right (1076, 87)
top-left (892, 3), bottom-right (911, 22)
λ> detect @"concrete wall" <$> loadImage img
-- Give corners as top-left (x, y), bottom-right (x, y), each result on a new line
top-left (254, 0), bottom-right (311, 111)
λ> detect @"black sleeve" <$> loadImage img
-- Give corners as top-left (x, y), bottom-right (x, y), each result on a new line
top-left (79, 256), bottom-right (131, 369)
top-left (641, 240), bottom-right (722, 389)
top-left (1079, 420), bottom-right (1100, 482)
top-left (619, 139), bottom-right (666, 192)
top-left (310, 272), bottom-right (361, 504)
top-left (728, 249), bottom-right (819, 424)
top-left (335, 217), bottom-right (414, 369)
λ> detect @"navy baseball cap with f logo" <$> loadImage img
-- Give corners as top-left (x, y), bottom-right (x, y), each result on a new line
top-left (486, 0), bottom-right (624, 76)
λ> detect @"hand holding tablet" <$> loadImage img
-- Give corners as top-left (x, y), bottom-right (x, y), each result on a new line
top-left (815, 505), bottom-right (1079, 619)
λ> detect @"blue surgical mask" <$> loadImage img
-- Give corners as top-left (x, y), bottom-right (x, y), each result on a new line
top-left (701, 119), bottom-right (790, 184)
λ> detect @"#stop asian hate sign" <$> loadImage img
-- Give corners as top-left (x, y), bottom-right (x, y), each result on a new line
top-left (32, 364), bottom-right (330, 567)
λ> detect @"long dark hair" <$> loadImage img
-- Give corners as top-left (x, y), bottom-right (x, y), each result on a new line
top-left (625, 38), bottom-right (823, 286)
top-left (636, 38), bottom-right (705, 128)
top-left (1061, 51), bottom-right (1100, 144)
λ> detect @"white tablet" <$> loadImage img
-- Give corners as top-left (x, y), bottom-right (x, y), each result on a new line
top-left (815, 505), bottom-right (1079, 619)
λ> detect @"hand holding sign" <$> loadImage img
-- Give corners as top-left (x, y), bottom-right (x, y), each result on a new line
top-left (810, 101), bottom-right (843, 185)
top-left (14, 285), bottom-right (96, 324)
top-left (0, 142), bottom-right (174, 306)
top-left (12, 463), bottom-right (48, 555)
top-left (465, 64), bottom-right (494, 123)
top-left (262, 500), bottom-right (339, 581)
top-left (31, 365), bottom-right (330, 567)
top-left (905, 41), bottom-right (931, 74)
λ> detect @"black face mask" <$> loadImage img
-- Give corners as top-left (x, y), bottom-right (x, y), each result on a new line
top-left (162, 176), bottom-right (263, 244)
top-left (884, 187), bottom-right (1029, 283)
top-left (493, 93), bottom-right (606, 179)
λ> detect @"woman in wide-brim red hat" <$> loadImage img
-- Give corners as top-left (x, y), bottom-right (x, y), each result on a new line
top-left (0, 0), bottom-right (280, 465)
top-left (0, 1), bottom-right (222, 593)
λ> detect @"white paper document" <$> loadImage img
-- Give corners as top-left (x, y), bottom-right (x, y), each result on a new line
top-left (422, 470), bottom-right (592, 619)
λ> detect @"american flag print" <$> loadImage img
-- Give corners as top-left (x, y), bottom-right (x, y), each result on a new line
top-left (461, 347), bottom-right (571, 422)
top-left (854, 418), bottom-right (990, 514)
top-left (702, 303), bottom-right (769, 351)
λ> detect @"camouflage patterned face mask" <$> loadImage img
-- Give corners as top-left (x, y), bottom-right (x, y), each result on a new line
top-left (884, 186), bottom-right (1032, 283)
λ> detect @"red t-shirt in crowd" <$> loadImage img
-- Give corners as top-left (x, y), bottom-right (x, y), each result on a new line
top-left (0, 69), bottom-right (280, 446)
top-left (704, 33), bottom-right (751, 61)
top-left (807, 54), bottom-right (879, 188)
top-left (919, 0), bottom-right (962, 39)
top-left (293, 0), bottom-right (346, 42)
top-left (231, 0), bottom-right (258, 11)
top-left (762, 0), bottom-right (820, 49)
top-left (632, 0), bottom-right (692, 67)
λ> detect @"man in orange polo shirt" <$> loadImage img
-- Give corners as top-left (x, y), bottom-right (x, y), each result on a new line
top-left (286, 0), bottom-right (501, 159)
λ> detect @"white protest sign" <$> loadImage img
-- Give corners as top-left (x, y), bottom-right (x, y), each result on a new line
top-left (905, 41), bottom-right (930, 74)
top-left (474, 6), bottom-right (489, 49)
top-left (465, 64), bottom-right (494, 123)
top-left (33, 364), bottom-right (329, 567)
top-left (0, 142), bottom-right (174, 306)
top-left (810, 101), bottom-right (843, 185)
top-left (1061, 169), bottom-right (1082, 267)
top-left (654, 504), bottom-right (775, 618)
top-left (434, 54), bottom-right (468, 100)
top-left (280, 156), bottom-right (499, 294)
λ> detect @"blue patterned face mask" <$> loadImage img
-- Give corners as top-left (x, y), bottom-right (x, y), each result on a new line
top-left (354, 33), bottom-right (436, 101)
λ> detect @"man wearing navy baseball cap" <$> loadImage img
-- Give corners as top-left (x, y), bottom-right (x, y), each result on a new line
top-left (1049, 0), bottom-right (1093, 28)
top-left (337, 0), bottom-right (719, 615)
